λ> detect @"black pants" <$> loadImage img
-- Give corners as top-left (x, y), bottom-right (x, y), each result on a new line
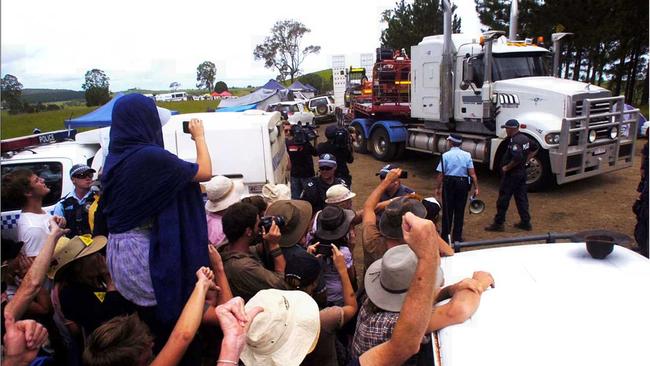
top-left (494, 172), bottom-right (530, 224)
top-left (442, 176), bottom-right (470, 243)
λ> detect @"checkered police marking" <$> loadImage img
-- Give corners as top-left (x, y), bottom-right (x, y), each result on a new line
top-left (1, 210), bottom-right (55, 230)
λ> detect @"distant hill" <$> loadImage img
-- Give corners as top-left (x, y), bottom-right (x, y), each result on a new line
top-left (21, 89), bottom-right (85, 103)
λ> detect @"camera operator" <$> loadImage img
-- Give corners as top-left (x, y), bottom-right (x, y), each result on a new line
top-left (317, 125), bottom-right (354, 188)
top-left (285, 122), bottom-right (318, 199)
top-left (219, 202), bottom-right (288, 302)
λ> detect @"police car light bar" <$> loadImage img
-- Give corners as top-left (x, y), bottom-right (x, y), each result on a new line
top-left (1, 129), bottom-right (77, 154)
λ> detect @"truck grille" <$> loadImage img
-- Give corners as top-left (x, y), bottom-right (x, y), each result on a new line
top-left (574, 100), bottom-right (612, 125)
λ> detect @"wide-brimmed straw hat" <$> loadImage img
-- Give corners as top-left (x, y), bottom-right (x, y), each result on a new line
top-left (47, 235), bottom-right (108, 279)
top-left (205, 176), bottom-right (244, 213)
top-left (316, 206), bottom-right (355, 241)
top-left (325, 184), bottom-right (356, 204)
top-left (265, 200), bottom-right (312, 247)
top-left (364, 244), bottom-right (416, 312)
top-left (262, 183), bottom-right (291, 203)
top-left (241, 289), bottom-right (320, 366)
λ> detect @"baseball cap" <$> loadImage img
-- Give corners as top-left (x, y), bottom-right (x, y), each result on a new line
top-left (318, 153), bottom-right (337, 168)
top-left (70, 164), bottom-right (96, 178)
top-left (325, 125), bottom-right (337, 139)
top-left (376, 164), bottom-right (398, 179)
top-left (284, 251), bottom-right (323, 289)
top-left (501, 119), bottom-right (520, 129)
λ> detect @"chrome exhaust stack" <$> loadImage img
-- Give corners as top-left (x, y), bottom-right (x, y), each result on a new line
top-left (439, 0), bottom-right (454, 125)
top-left (508, 0), bottom-right (519, 40)
top-left (551, 33), bottom-right (573, 77)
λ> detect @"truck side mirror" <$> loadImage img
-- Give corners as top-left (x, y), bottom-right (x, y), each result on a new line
top-left (461, 57), bottom-right (475, 90)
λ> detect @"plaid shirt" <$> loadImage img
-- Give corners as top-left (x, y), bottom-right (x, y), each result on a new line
top-left (351, 297), bottom-right (430, 365)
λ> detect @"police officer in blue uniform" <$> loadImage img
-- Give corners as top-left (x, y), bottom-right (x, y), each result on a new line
top-left (435, 134), bottom-right (479, 243)
top-left (485, 119), bottom-right (533, 232)
top-left (53, 164), bottom-right (98, 237)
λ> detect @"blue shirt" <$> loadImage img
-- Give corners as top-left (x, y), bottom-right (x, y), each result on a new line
top-left (380, 184), bottom-right (414, 202)
top-left (436, 147), bottom-right (474, 177)
top-left (53, 190), bottom-right (95, 217)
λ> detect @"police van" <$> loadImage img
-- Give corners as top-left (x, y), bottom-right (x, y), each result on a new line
top-left (1, 110), bottom-right (289, 240)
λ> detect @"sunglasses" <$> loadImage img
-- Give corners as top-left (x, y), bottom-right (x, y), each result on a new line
top-left (319, 166), bottom-right (334, 171)
top-left (73, 172), bottom-right (93, 179)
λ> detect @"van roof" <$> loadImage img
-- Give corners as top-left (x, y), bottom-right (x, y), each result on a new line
top-left (434, 243), bottom-right (649, 366)
top-left (164, 111), bottom-right (281, 133)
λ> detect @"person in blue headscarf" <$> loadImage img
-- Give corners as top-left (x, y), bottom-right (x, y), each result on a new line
top-left (100, 94), bottom-right (212, 339)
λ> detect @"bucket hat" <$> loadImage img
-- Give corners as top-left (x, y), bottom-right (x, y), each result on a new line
top-left (47, 235), bottom-right (108, 279)
top-left (241, 289), bottom-right (320, 366)
top-left (265, 200), bottom-right (312, 247)
top-left (379, 197), bottom-right (427, 240)
top-left (205, 176), bottom-right (243, 213)
top-left (262, 183), bottom-right (291, 203)
top-left (325, 184), bottom-right (356, 204)
top-left (316, 206), bottom-right (355, 241)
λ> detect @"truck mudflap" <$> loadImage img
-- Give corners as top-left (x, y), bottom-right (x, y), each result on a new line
top-left (550, 96), bottom-right (639, 185)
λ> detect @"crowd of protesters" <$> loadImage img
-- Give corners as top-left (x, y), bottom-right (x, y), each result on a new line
top-left (1, 94), bottom-right (499, 366)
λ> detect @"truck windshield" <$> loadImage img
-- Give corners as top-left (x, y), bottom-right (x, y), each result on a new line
top-left (493, 52), bottom-right (552, 80)
top-left (469, 52), bottom-right (552, 87)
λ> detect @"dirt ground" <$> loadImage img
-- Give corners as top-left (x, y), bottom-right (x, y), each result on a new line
top-left (313, 122), bottom-right (646, 277)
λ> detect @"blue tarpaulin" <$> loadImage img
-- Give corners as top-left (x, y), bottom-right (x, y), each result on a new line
top-left (215, 104), bottom-right (257, 112)
top-left (64, 93), bottom-right (124, 129)
top-left (64, 93), bottom-right (176, 128)
top-left (259, 79), bottom-right (286, 90)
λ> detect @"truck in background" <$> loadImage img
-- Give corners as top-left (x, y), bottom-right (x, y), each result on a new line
top-left (345, 0), bottom-right (640, 191)
top-left (1, 110), bottom-right (289, 240)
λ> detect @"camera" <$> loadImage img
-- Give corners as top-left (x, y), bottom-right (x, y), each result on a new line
top-left (333, 127), bottom-right (350, 149)
top-left (291, 122), bottom-right (318, 145)
top-left (260, 215), bottom-right (286, 234)
top-left (315, 243), bottom-right (333, 257)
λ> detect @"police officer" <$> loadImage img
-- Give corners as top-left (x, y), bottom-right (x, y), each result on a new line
top-left (301, 153), bottom-right (346, 213)
top-left (53, 164), bottom-right (98, 237)
top-left (435, 134), bottom-right (479, 243)
top-left (317, 125), bottom-right (354, 188)
top-left (485, 119), bottom-right (533, 232)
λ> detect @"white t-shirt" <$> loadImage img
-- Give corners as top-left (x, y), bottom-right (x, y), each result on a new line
top-left (18, 212), bottom-right (52, 257)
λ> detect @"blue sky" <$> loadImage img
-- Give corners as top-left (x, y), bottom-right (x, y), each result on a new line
top-left (1, 0), bottom-right (483, 91)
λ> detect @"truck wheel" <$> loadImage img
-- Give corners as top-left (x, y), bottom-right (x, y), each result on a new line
top-left (526, 150), bottom-right (554, 192)
top-left (352, 125), bottom-right (368, 154)
top-left (370, 127), bottom-right (397, 161)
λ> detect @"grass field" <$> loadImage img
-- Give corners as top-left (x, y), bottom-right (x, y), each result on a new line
top-left (1, 100), bottom-right (223, 139)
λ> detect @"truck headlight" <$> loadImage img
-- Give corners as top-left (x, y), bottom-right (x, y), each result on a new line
top-left (588, 130), bottom-right (597, 143)
top-left (609, 126), bottom-right (618, 139)
top-left (544, 133), bottom-right (560, 145)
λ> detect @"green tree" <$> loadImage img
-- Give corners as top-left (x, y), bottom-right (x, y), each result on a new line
top-left (253, 20), bottom-right (321, 82)
top-left (169, 81), bottom-right (181, 91)
top-left (214, 81), bottom-right (229, 93)
top-left (381, 0), bottom-right (461, 51)
top-left (196, 61), bottom-right (216, 91)
top-left (81, 69), bottom-right (110, 106)
top-left (1, 74), bottom-right (24, 113)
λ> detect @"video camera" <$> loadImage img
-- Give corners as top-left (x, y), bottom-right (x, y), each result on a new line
top-left (260, 215), bottom-right (286, 234)
top-left (291, 122), bottom-right (318, 145)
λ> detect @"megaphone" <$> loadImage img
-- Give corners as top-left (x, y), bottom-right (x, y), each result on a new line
top-left (468, 195), bottom-right (485, 214)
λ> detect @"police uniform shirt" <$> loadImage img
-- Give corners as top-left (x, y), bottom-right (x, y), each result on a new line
top-left (436, 147), bottom-right (474, 177)
top-left (53, 190), bottom-right (96, 217)
top-left (502, 133), bottom-right (530, 173)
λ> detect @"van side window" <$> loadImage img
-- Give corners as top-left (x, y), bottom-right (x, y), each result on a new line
top-left (1, 162), bottom-right (63, 211)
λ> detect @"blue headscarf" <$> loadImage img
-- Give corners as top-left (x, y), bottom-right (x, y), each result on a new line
top-left (102, 94), bottom-right (208, 326)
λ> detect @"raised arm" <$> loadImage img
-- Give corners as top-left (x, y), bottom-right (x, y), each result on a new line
top-left (331, 245), bottom-right (358, 323)
top-left (362, 168), bottom-right (402, 226)
top-left (150, 267), bottom-right (217, 366)
top-left (4, 218), bottom-right (68, 321)
top-left (359, 213), bottom-right (439, 366)
top-left (188, 119), bottom-right (212, 182)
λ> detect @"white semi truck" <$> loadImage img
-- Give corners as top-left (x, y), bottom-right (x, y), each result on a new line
top-left (348, 0), bottom-right (640, 190)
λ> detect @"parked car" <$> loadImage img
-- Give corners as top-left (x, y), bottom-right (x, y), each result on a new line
top-left (266, 101), bottom-right (315, 126)
top-left (308, 96), bottom-right (336, 122)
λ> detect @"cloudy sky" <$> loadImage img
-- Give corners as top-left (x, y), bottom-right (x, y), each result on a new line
top-left (1, 0), bottom-right (483, 91)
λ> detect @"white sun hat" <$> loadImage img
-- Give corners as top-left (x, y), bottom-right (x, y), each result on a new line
top-left (241, 289), bottom-right (320, 366)
top-left (204, 176), bottom-right (244, 213)
top-left (325, 184), bottom-right (356, 204)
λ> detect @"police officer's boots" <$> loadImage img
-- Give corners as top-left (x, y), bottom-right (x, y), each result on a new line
top-left (484, 222), bottom-right (505, 232)
top-left (514, 221), bottom-right (532, 231)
